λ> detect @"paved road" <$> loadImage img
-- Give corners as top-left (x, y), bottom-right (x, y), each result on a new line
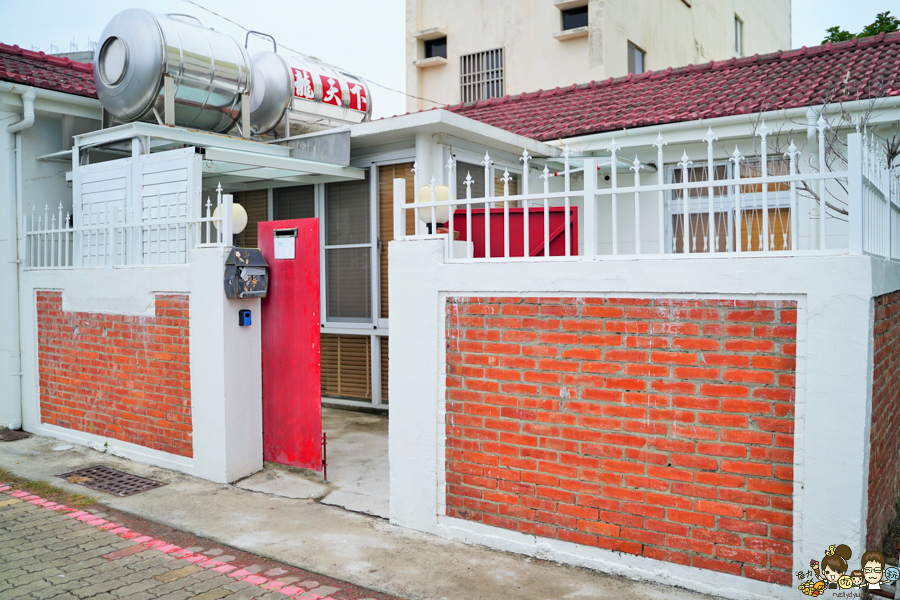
top-left (0, 494), bottom-right (392, 600)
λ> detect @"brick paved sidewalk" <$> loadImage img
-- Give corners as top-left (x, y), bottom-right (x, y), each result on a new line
top-left (0, 488), bottom-right (398, 600)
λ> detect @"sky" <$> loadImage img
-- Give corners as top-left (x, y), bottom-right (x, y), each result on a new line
top-left (0, 0), bottom-right (894, 120)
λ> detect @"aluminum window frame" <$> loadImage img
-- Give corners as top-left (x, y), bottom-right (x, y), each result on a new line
top-left (627, 42), bottom-right (645, 75)
top-left (318, 175), bottom-right (377, 328)
top-left (664, 159), bottom-right (793, 253)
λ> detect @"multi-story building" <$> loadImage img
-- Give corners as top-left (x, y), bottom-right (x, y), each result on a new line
top-left (406, 0), bottom-right (791, 112)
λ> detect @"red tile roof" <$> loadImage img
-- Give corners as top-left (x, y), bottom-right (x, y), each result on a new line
top-left (445, 32), bottom-right (900, 142)
top-left (0, 43), bottom-right (96, 98)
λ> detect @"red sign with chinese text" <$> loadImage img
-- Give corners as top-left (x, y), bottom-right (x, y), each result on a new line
top-left (291, 68), bottom-right (315, 100)
top-left (319, 75), bottom-right (342, 106)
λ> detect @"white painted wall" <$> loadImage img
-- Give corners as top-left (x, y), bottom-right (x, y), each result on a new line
top-left (17, 249), bottom-right (263, 483)
top-left (1, 109), bottom-right (81, 429)
top-left (406, 0), bottom-right (791, 111)
top-left (388, 236), bottom-right (900, 600)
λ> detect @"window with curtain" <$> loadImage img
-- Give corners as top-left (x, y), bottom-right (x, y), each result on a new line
top-left (324, 175), bottom-right (371, 322)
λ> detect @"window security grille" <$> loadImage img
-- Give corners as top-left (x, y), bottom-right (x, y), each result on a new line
top-left (460, 48), bottom-right (504, 103)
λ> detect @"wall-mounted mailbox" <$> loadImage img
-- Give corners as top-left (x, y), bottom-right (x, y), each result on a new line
top-left (224, 248), bottom-right (269, 299)
top-left (273, 228), bottom-right (298, 260)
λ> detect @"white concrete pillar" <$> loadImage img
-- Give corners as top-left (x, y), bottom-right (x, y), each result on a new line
top-left (190, 247), bottom-right (263, 483)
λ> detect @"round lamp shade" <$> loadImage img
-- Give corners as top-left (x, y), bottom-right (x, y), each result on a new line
top-left (418, 184), bottom-right (452, 224)
top-left (213, 202), bottom-right (248, 235)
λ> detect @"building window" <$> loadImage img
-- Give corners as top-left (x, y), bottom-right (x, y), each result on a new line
top-left (424, 36), bottom-right (447, 59)
top-left (324, 175), bottom-right (371, 323)
top-left (460, 48), bottom-right (504, 103)
top-left (561, 6), bottom-right (588, 30)
top-left (735, 16), bottom-right (743, 55)
top-left (667, 158), bottom-right (792, 253)
top-left (627, 42), bottom-right (645, 75)
top-left (273, 185), bottom-right (315, 220)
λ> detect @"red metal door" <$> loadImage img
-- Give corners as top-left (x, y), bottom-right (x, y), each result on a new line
top-left (258, 219), bottom-right (322, 471)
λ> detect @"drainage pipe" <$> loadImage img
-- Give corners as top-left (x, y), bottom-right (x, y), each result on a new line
top-left (7, 87), bottom-right (35, 133)
top-left (4, 85), bottom-right (36, 430)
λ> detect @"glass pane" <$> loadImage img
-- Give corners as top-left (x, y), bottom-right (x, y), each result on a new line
top-left (273, 185), bottom-right (314, 220)
top-left (326, 247), bottom-right (371, 321)
top-left (325, 175), bottom-right (370, 245)
top-left (672, 165), bottom-right (729, 198)
top-left (456, 161), bottom-right (486, 198)
top-left (562, 6), bottom-right (588, 30)
top-left (425, 37), bottom-right (447, 59)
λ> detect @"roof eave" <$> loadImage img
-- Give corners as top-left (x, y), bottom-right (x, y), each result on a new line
top-left (350, 109), bottom-right (561, 158)
top-left (558, 96), bottom-right (900, 152)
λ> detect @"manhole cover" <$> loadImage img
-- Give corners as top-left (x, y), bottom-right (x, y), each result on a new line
top-left (58, 465), bottom-right (165, 497)
top-left (0, 429), bottom-right (32, 442)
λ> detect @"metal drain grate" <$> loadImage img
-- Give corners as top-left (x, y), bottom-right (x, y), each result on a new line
top-left (58, 465), bottom-right (166, 497)
top-left (0, 429), bottom-right (32, 442)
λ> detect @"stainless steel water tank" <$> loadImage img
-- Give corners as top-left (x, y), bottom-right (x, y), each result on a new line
top-left (94, 9), bottom-right (252, 133)
top-left (249, 51), bottom-right (372, 137)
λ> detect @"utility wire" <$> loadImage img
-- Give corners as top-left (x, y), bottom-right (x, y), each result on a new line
top-left (181, 0), bottom-right (443, 109)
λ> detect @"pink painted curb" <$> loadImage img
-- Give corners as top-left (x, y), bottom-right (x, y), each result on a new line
top-left (277, 586), bottom-right (303, 595)
top-left (229, 569), bottom-right (252, 579)
top-left (5, 490), bottom-right (322, 599)
top-left (212, 564), bottom-right (237, 573)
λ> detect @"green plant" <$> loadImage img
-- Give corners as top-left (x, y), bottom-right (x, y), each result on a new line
top-left (0, 467), bottom-right (95, 508)
top-left (823, 11), bottom-right (900, 44)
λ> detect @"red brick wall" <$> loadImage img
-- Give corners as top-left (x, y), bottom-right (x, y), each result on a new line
top-left (37, 291), bottom-right (192, 457)
top-left (445, 297), bottom-right (797, 585)
top-left (868, 290), bottom-right (900, 549)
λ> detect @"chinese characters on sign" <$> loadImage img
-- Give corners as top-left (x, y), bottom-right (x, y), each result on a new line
top-left (319, 75), bottom-right (342, 106)
top-left (291, 68), bottom-right (314, 100)
top-left (291, 67), bottom-right (367, 113)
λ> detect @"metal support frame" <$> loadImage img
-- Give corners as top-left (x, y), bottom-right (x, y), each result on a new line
top-left (163, 74), bottom-right (175, 126)
top-left (241, 93), bottom-right (251, 139)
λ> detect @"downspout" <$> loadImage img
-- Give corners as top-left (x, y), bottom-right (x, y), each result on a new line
top-left (6, 86), bottom-right (36, 430)
top-left (8, 87), bottom-right (35, 133)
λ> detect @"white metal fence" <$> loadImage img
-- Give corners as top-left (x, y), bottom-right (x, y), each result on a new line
top-left (859, 131), bottom-right (900, 260)
top-left (25, 183), bottom-right (233, 269)
top-left (395, 123), bottom-right (898, 262)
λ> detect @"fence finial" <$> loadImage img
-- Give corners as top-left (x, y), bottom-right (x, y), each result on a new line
top-left (519, 148), bottom-right (531, 166)
top-left (703, 127), bottom-right (718, 144)
top-left (481, 151), bottom-right (492, 167)
top-left (817, 112), bottom-right (829, 133)
top-left (756, 120), bottom-right (770, 140)
top-left (607, 138), bottom-right (620, 155)
top-left (730, 146), bottom-right (744, 165)
top-left (446, 155), bottom-right (455, 181)
top-left (653, 132), bottom-right (667, 149)
top-left (540, 164), bottom-right (550, 182)
top-left (630, 156), bottom-right (643, 173)
top-left (678, 151), bottom-right (693, 169)
top-left (784, 140), bottom-right (800, 160)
